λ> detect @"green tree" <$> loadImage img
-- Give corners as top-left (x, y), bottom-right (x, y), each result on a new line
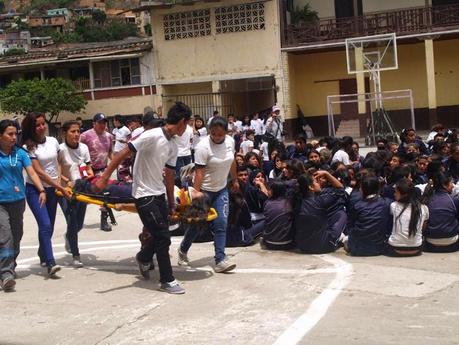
top-left (0, 78), bottom-right (87, 123)
top-left (92, 9), bottom-right (107, 25)
top-left (2, 47), bottom-right (26, 56)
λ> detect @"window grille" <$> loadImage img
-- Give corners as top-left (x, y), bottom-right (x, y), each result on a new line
top-left (163, 9), bottom-right (211, 40)
top-left (215, 2), bottom-right (265, 34)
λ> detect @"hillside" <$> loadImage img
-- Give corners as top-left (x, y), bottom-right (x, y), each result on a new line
top-left (2, 0), bottom-right (141, 13)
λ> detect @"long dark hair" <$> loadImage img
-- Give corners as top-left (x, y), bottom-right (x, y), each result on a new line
top-left (361, 175), bottom-right (380, 198)
top-left (20, 112), bottom-right (45, 149)
top-left (395, 178), bottom-right (422, 237)
top-left (421, 171), bottom-right (452, 204)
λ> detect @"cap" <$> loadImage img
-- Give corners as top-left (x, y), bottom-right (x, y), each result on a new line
top-left (93, 113), bottom-right (108, 122)
top-left (272, 105), bottom-right (281, 112)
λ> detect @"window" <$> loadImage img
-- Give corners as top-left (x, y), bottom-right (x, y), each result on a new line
top-left (93, 58), bottom-right (141, 88)
top-left (215, 2), bottom-right (265, 34)
top-left (163, 9), bottom-right (211, 40)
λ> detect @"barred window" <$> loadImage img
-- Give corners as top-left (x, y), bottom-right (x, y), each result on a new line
top-left (215, 2), bottom-right (265, 34)
top-left (163, 9), bottom-right (211, 40)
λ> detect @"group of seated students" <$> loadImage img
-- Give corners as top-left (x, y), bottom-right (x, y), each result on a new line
top-left (223, 125), bottom-right (459, 256)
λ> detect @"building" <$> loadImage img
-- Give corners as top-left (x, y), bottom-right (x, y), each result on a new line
top-left (0, 37), bottom-right (156, 121)
top-left (0, 30), bottom-right (30, 54)
top-left (282, 0), bottom-right (459, 137)
top-left (136, 0), bottom-right (285, 124)
top-left (137, 0), bottom-right (459, 138)
top-left (28, 14), bottom-right (69, 33)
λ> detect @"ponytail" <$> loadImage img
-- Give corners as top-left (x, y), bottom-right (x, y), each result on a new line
top-left (395, 178), bottom-right (422, 237)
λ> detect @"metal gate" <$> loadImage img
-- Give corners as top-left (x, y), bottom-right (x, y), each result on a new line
top-left (162, 92), bottom-right (234, 122)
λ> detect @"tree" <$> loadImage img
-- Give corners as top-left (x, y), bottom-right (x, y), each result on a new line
top-left (92, 9), bottom-right (107, 25)
top-left (3, 47), bottom-right (26, 56)
top-left (0, 78), bottom-right (87, 123)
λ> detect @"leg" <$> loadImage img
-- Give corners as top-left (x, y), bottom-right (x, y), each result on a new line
top-left (26, 184), bottom-right (55, 266)
top-left (9, 200), bottom-right (25, 266)
top-left (0, 204), bottom-right (15, 281)
top-left (64, 200), bottom-right (82, 257)
top-left (135, 196), bottom-right (174, 283)
top-left (211, 189), bottom-right (229, 264)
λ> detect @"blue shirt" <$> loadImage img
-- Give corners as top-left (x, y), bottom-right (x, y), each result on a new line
top-left (0, 146), bottom-right (31, 203)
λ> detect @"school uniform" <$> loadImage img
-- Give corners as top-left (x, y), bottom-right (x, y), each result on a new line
top-left (347, 195), bottom-right (392, 256)
top-left (262, 198), bottom-right (294, 249)
top-left (424, 190), bottom-right (459, 252)
top-left (294, 191), bottom-right (346, 254)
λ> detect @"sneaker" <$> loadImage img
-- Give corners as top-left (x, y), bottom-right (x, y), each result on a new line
top-left (64, 235), bottom-right (71, 254)
top-left (177, 249), bottom-right (190, 266)
top-left (214, 260), bottom-right (236, 273)
top-left (72, 256), bottom-right (83, 268)
top-left (47, 265), bottom-right (61, 277)
top-left (159, 280), bottom-right (185, 294)
top-left (136, 255), bottom-right (150, 280)
top-left (2, 276), bottom-right (16, 292)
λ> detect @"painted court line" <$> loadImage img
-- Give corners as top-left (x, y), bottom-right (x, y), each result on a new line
top-left (17, 240), bottom-right (354, 344)
top-left (273, 254), bottom-right (353, 345)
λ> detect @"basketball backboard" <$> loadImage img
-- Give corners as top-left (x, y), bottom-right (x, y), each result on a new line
top-left (346, 33), bottom-right (398, 74)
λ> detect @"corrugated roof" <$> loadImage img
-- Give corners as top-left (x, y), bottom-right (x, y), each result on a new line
top-left (0, 37), bottom-right (152, 68)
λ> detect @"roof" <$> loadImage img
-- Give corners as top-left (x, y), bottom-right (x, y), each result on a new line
top-left (129, 1), bottom-right (207, 12)
top-left (0, 37), bottom-right (152, 69)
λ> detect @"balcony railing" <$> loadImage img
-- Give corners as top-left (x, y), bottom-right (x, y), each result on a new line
top-left (284, 4), bottom-right (459, 48)
top-left (73, 78), bottom-right (91, 90)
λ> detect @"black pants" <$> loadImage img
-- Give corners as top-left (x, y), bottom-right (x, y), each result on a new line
top-left (135, 195), bottom-right (174, 283)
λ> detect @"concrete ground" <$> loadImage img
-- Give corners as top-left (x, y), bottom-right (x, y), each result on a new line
top-left (2, 202), bottom-right (459, 345)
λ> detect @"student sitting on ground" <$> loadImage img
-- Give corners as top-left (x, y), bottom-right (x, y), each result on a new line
top-left (387, 178), bottom-right (429, 256)
top-left (346, 174), bottom-right (392, 256)
top-left (422, 171), bottom-right (459, 253)
top-left (294, 171), bottom-right (346, 254)
top-left (262, 180), bottom-right (294, 250)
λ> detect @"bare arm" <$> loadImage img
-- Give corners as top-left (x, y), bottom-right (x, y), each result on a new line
top-left (164, 167), bottom-right (176, 211)
top-left (25, 165), bottom-right (46, 206)
top-left (94, 146), bottom-right (131, 191)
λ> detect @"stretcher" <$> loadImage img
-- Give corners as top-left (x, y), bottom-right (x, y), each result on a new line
top-left (56, 186), bottom-right (217, 223)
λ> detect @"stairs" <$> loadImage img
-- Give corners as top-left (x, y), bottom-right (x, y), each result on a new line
top-left (335, 119), bottom-right (360, 138)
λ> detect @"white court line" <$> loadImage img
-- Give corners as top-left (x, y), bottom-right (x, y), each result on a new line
top-left (21, 238), bottom-right (182, 250)
top-left (273, 254), bottom-right (353, 345)
top-left (16, 240), bottom-right (353, 344)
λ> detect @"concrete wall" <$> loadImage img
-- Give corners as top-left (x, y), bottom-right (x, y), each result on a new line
top-left (150, 0), bottom-right (282, 84)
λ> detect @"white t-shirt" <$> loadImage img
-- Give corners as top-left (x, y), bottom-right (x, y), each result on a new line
top-left (25, 137), bottom-right (60, 187)
top-left (193, 127), bottom-right (207, 150)
top-left (58, 142), bottom-right (91, 183)
top-left (130, 127), bottom-right (178, 198)
top-left (260, 141), bottom-right (269, 161)
top-left (194, 135), bottom-right (235, 192)
top-left (113, 126), bottom-right (131, 153)
top-left (250, 119), bottom-right (264, 136)
top-left (332, 149), bottom-right (350, 165)
top-left (240, 139), bottom-right (254, 155)
top-left (388, 202), bottom-right (429, 248)
top-left (131, 126), bottom-right (145, 140)
top-left (175, 125), bottom-right (193, 157)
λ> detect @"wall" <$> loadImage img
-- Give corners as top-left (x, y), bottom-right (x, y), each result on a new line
top-left (150, 0), bottom-right (282, 85)
top-left (289, 38), bottom-right (459, 134)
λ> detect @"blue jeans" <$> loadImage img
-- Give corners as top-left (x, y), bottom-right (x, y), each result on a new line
top-left (181, 188), bottom-right (229, 264)
top-left (26, 184), bottom-right (58, 266)
top-left (175, 155), bottom-right (192, 186)
top-left (59, 198), bottom-right (87, 257)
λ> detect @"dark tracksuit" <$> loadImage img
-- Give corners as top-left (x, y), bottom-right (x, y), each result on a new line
top-left (294, 190), bottom-right (346, 254)
top-left (347, 195), bottom-right (392, 256)
top-left (262, 198), bottom-right (294, 249)
top-left (424, 190), bottom-right (459, 252)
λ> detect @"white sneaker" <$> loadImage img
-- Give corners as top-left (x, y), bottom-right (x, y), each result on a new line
top-left (72, 256), bottom-right (83, 268)
top-left (159, 279), bottom-right (185, 294)
top-left (214, 260), bottom-right (236, 273)
top-left (177, 249), bottom-right (190, 266)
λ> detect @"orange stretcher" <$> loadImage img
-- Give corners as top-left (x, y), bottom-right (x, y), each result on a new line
top-left (56, 188), bottom-right (218, 223)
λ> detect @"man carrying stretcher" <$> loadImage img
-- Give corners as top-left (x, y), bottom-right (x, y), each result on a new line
top-left (94, 102), bottom-right (192, 295)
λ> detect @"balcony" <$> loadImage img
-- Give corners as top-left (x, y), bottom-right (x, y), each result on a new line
top-left (73, 78), bottom-right (91, 90)
top-left (283, 4), bottom-right (459, 48)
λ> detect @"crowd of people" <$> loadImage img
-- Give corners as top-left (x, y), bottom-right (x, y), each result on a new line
top-left (1, 103), bottom-right (458, 294)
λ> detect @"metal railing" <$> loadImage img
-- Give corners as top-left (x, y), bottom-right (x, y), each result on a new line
top-left (284, 4), bottom-right (459, 47)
